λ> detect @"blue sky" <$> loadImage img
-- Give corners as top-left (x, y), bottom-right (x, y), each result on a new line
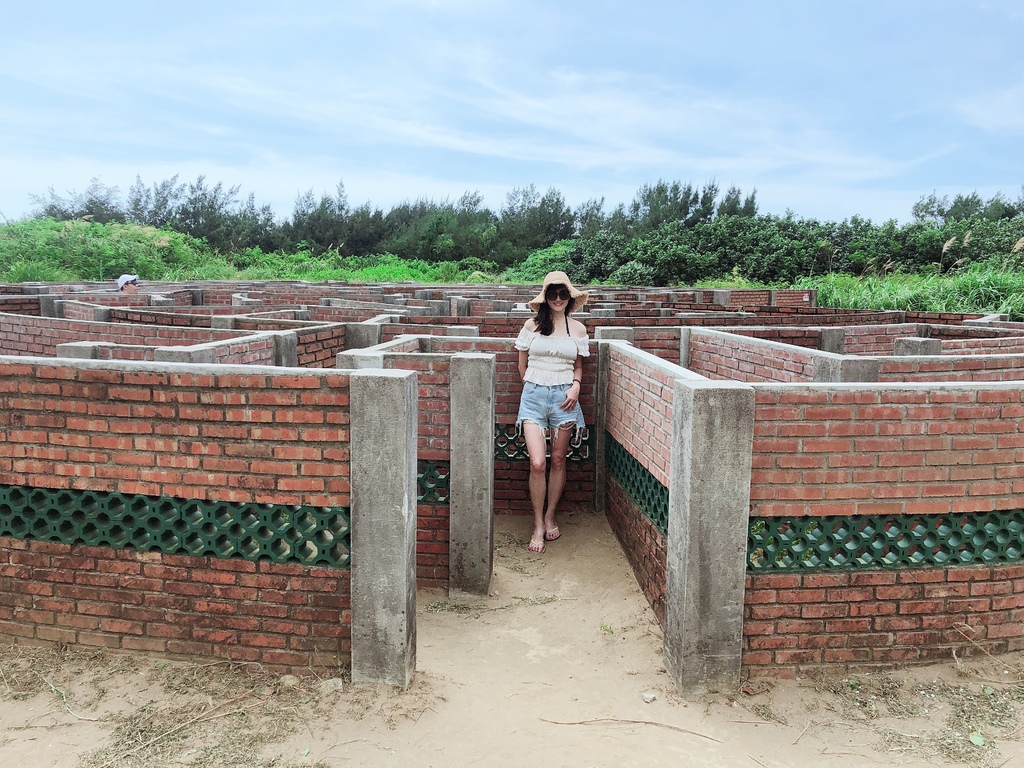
top-left (2, 0), bottom-right (1023, 225)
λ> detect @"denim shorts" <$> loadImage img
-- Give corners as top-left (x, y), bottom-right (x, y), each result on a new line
top-left (516, 382), bottom-right (586, 432)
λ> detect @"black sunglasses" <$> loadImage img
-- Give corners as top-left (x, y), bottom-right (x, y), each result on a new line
top-left (546, 287), bottom-right (571, 301)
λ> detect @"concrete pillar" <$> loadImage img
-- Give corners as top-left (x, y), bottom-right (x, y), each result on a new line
top-left (894, 337), bottom-right (942, 356)
top-left (350, 369), bottom-right (418, 688)
top-left (211, 317), bottom-right (236, 329)
top-left (272, 331), bottom-right (298, 367)
top-left (594, 327), bottom-right (634, 343)
top-left (812, 355), bottom-right (880, 382)
top-left (678, 328), bottom-right (691, 368)
top-left (345, 323), bottom-right (382, 350)
top-left (592, 340), bottom-right (620, 514)
top-left (40, 296), bottom-right (63, 318)
top-left (818, 328), bottom-right (846, 354)
top-left (155, 346), bottom-right (217, 364)
top-left (93, 306), bottom-right (111, 322)
top-left (448, 354), bottom-right (495, 596)
top-left (336, 351), bottom-right (385, 369)
top-left (711, 289), bottom-right (731, 307)
top-left (664, 380), bottom-right (754, 693)
top-left (55, 342), bottom-right (99, 359)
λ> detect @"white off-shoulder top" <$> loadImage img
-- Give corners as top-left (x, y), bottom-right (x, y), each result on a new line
top-left (515, 327), bottom-right (590, 386)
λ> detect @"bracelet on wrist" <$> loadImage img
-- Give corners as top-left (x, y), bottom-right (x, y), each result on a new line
top-left (572, 378), bottom-right (581, 386)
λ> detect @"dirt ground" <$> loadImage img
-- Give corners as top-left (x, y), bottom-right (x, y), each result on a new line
top-left (1, 511), bottom-right (1023, 768)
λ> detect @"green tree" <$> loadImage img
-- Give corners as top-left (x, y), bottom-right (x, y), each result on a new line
top-left (30, 178), bottom-right (125, 224)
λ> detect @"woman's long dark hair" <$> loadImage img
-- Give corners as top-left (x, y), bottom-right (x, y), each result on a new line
top-left (532, 286), bottom-right (576, 336)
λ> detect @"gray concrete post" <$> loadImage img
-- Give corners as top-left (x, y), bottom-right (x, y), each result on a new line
top-left (817, 328), bottom-right (846, 354)
top-left (594, 327), bottom-right (634, 343)
top-left (272, 331), bottom-right (298, 367)
top-left (894, 337), bottom-right (942, 356)
top-left (335, 351), bottom-right (385, 369)
top-left (93, 306), bottom-right (112, 322)
top-left (664, 379), bottom-right (754, 693)
top-left (350, 369), bottom-right (418, 688)
top-left (812, 355), bottom-right (880, 382)
top-left (55, 342), bottom-right (99, 359)
top-left (448, 353), bottom-right (495, 596)
top-left (40, 296), bottom-right (63, 318)
top-left (592, 340), bottom-right (620, 514)
top-left (211, 317), bottom-right (236, 329)
top-left (678, 328), bottom-right (691, 368)
top-left (345, 323), bottom-right (382, 350)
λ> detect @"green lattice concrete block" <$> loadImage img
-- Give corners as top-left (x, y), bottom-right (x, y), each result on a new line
top-left (0, 484), bottom-right (350, 568)
top-left (748, 511), bottom-right (1024, 571)
top-left (605, 432), bottom-right (669, 533)
top-left (418, 460), bottom-right (450, 504)
top-left (494, 423), bottom-right (592, 462)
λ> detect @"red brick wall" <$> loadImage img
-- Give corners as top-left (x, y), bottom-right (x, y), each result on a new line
top-left (209, 336), bottom-right (277, 366)
top-left (941, 337), bottom-right (1024, 355)
top-left (232, 320), bottom-right (347, 368)
top-left (0, 359), bottom-right (352, 669)
top-left (109, 308), bottom-right (214, 327)
top-left (0, 296), bottom-right (41, 315)
top-left (0, 314), bottom-right (252, 357)
top-left (688, 331), bottom-right (818, 382)
top-left (773, 289), bottom-right (816, 307)
top-left (605, 345), bottom-right (675, 489)
top-left (743, 564), bottom-right (1024, 676)
top-left (632, 328), bottom-right (683, 362)
top-left (0, 538), bottom-right (349, 673)
top-left (0, 360), bottom-right (351, 505)
top-left (605, 477), bottom-right (666, 625)
top-left (751, 385), bottom-right (1024, 519)
top-left (718, 327), bottom-right (822, 350)
top-left (878, 356), bottom-right (1024, 382)
top-left (841, 324), bottom-right (925, 356)
top-left (729, 289), bottom-right (772, 306)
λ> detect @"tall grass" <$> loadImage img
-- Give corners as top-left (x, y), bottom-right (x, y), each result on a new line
top-left (796, 261), bottom-right (1024, 319)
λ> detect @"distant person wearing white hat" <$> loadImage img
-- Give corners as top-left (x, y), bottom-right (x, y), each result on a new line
top-left (117, 274), bottom-right (139, 294)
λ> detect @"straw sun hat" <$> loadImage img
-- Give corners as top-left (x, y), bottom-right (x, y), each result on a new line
top-left (527, 271), bottom-right (589, 313)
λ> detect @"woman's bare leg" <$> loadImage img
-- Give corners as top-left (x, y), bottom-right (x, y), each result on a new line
top-left (544, 424), bottom-right (574, 538)
top-left (522, 421), bottom-right (549, 552)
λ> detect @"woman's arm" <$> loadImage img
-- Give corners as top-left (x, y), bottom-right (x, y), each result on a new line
top-left (519, 349), bottom-right (529, 382)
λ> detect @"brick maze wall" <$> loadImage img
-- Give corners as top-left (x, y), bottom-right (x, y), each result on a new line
top-left (743, 565), bottom-right (1024, 676)
top-left (0, 538), bottom-right (349, 673)
top-left (0, 361), bottom-right (352, 670)
top-left (688, 332), bottom-right (818, 382)
top-left (0, 314), bottom-right (250, 357)
top-left (750, 385), bottom-right (1024, 519)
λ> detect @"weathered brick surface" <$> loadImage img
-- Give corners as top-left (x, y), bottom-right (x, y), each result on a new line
top-left (744, 564), bottom-right (1024, 673)
top-left (688, 332), bottom-right (818, 383)
top-left (751, 385), bottom-right (1024, 518)
top-left (605, 477), bottom-right (666, 625)
top-left (605, 345), bottom-right (675, 488)
top-left (0, 537), bottom-right (350, 673)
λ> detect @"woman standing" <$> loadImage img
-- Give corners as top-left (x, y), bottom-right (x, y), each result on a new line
top-left (514, 271), bottom-right (589, 554)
